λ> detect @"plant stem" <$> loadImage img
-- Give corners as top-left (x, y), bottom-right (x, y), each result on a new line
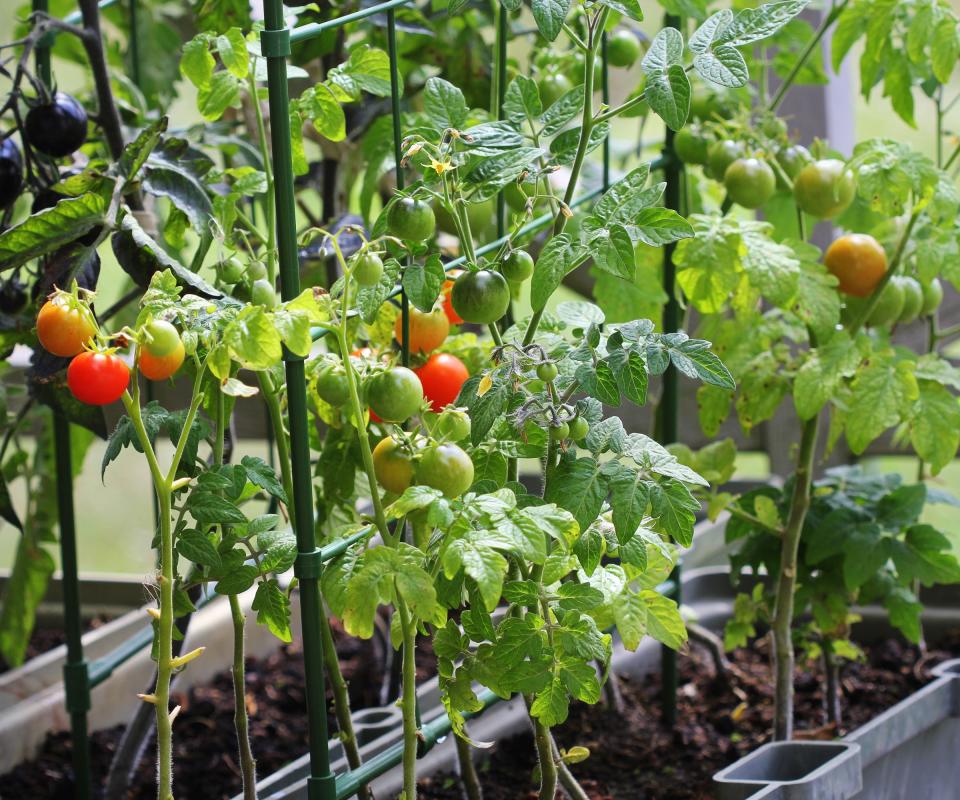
top-left (822, 637), bottom-right (842, 728)
top-left (155, 484), bottom-right (175, 800)
top-left (229, 594), bottom-right (258, 799)
top-left (397, 595), bottom-right (419, 800)
top-left (319, 610), bottom-right (373, 800)
top-left (532, 717), bottom-right (557, 799)
top-left (248, 68), bottom-right (277, 284)
top-left (78, 0), bottom-right (126, 161)
top-left (771, 412), bottom-right (820, 740)
top-left (454, 732), bottom-right (483, 800)
top-left (767, 0), bottom-right (849, 112)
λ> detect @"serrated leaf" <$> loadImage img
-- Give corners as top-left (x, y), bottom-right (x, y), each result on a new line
top-left (423, 77), bottom-right (469, 132)
top-left (252, 579), bottom-right (292, 642)
top-left (530, 676), bottom-right (570, 726)
top-left (530, 235), bottom-right (589, 311)
top-left (177, 530), bottom-right (222, 569)
top-left (591, 224), bottom-right (635, 280)
top-left (0, 193), bottom-right (106, 271)
top-left (401, 255), bottom-right (445, 312)
top-left (544, 457), bottom-right (608, 532)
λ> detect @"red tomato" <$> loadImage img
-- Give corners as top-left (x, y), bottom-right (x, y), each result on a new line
top-left (415, 353), bottom-right (469, 412)
top-left (67, 351), bottom-right (130, 405)
top-left (139, 338), bottom-right (185, 381)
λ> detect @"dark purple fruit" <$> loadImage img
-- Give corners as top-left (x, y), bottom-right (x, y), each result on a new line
top-left (24, 93), bottom-right (88, 158)
top-left (0, 137), bottom-right (23, 210)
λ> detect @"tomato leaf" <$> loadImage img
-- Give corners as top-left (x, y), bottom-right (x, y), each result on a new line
top-left (252, 579), bottom-right (292, 642)
top-left (531, 0), bottom-right (571, 42)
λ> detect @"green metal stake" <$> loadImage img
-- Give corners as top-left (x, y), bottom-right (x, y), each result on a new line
top-left (601, 31), bottom-right (610, 191)
top-left (495, 4), bottom-right (508, 239)
top-left (54, 412), bottom-right (93, 800)
top-left (659, 11), bottom-right (683, 729)
top-left (259, 5), bottom-right (336, 799)
top-left (127, 0), bottom-right (140, 88)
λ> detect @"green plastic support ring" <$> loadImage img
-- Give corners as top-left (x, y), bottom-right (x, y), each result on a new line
top-left (307, 773), bottom-right (337, 800)
top-left (62, 661), bottom-right (92, 714)
top-left (295, 548), bottom-right (325, 580)
top-left (260, 28), bottom-right (291, 58)
top-left (282, 345), bottom-right (307, 363)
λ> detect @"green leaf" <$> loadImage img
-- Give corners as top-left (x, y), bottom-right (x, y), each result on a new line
top-left (177, 530), bottom-right (222, 569)
top-left (215, 565), bottom-right (259, 595)
top-left (642, 28), bottom-right (685, 74)
top-left (662, 334), bottom-right (735, 389)
top-left (846, 353), bottom-right (919, 454)
top-left (143, 166), bottom-right (214, 232)
top-left (530, 676), bottom-right (570, 726)
top-left (257, 528), bottom-right (298, 574)
top-left (596, 0), bottom-right (643, 21)
top-left (252, 579), bottom-right (292, 642)
top-left (357, 258), bottom-right (401, 324)
top-left (301, 84), bottom-right (347, 142)
top-left (794, 335), bottom-right (862, 421)
top-left (118, 117), bottom-right (168, 182)
top-left (628, 208), bottom-right (695, 247)
top-left (573, 525), bottom-right (605, 575)
top-left (540, 86), bottom-right (585, 136)
top-left (187, 491), bottom-right (248, 524)
top-left (423, 77), bottom-right (469, 131)
top-left (0, 193), bottom-right (106, 271)
top-left (197, 71), bottom-right (242, 121)
top-left (544, 457), bottom-right (608, 532)
top-left (607, 464), bottom-right (650, 544)
top-left (649, 480), bottom-right (699, 546)
top-left (216, 28), bottom-right (249, 79)
top-left (241, 455), bottom-right (287, 502)
top-left (716, 0), bottom-right (809, 48)
top-left (402, 255), bottom-right (445, 312)
top-left (443, 538), bottom-right (507, 611)
top-left (224, 306), bottom-right (284, 370)
top-left (550, 121), bottom-right (610, 166)
top-left (613, 591), bottom-right (647, 650)
top-left (559, 657), bottom-right (602, 703)
top-left (694, 44), bottom-right (749, 87)
top-left (180, 36), bottom-right (214, 89)
top-left (607, 348), bottom-right (648, 406)
top-left (640, 589), bottom-right (687, 649)
top-left (910, 381), bottom-right (960, 476)
top-left (464, 148), bottom-right (543, 202)
top-left (531, 0), bottom-right (571, 42)
top-left (591, 224), bottom-right (635, 280)
top-left (0, 536), bottom-right (55, 667)
top-left (690, 9), bottom-right (734, 54)
top-left (530, 235), bottom-right (589, 311)
top-left (576, 359), bottom-right (620, 406)
top-left (503, 76), bottom-right (543, 125)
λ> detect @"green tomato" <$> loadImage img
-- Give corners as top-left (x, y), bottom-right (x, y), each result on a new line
top-left (568, 415), bottom-right (589, 442)
top-left (536, 362), bottom-right (559, 382)
top-left (706, 139), bottom-right (745, 181)
top-left (673, 126), bottom-right (710, 166)
top-left (539, 72), bottom-right (574, 108)
top-left (219, 257), bottom-right (245, 284)
top-left (367, 366), bottom-right (424, 423)
top-left (252, 279), bottom-right (278, 308)
top-left (142, 320), bottom-right (181, 358)
top-left (247, 260), bottom-right (268, 282)
top-left (606, 29), bottom-right (642, 68)
top-left (501, 250), bottom-right (535, 282)
top-left (775, 144), bottom-right (812, 189)
top-left (436, 408), bottom-right (472, 442)
top-left (550, 422), bottom-right (570, 441)
top-left (866, 280), bottom-right (905, 327)
top-left (417, 443), bottom-right (474, 498)
top-left (921, 278), bottom-right (944, 315)
top-left (724, 158), bottom-right (776, 209)
top-left (316, 365), bottom-right (351, 407)
top-left (896, 276), bottom-right (924, 323)
top-left (793, 159), bottom-right (857, 219)
top-left (450, 269), bottom-right (511, 324)
top-left (388, 197), bottom-right (436, 242)
top-left (353, 252), bottom-right (384, 287)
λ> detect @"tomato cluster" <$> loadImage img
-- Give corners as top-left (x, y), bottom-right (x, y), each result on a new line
top-left (373, 427), bottom-right (474, 498)
top-left (35, 290), bottom-right (186, 406)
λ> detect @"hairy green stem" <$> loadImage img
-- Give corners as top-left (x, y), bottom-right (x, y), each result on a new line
top-left (771, 413), bottom-right (820, 740)
top-left (532, 717), bottom-right (557, 799)
top-left (229, 593), bottom-right (257, 799)
top-left (455, 731), bottom-right (483, 800)
top-left (248, 69), bottom-right (277, 283)
top-left (397, 595), bottom-right (419, 799)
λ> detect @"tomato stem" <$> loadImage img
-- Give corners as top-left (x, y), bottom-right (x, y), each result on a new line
top-left (397, 594), bottom-right (419, 800)
top-left (248, 67), bottom-right (277, 285)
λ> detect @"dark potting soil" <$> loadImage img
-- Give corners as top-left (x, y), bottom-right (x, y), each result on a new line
top-left (418, 633), bottom-right (960, 800)
top-left (0, 619), bottom-right (436, 800)
top-left (0, 615), bottom-right (114, 675)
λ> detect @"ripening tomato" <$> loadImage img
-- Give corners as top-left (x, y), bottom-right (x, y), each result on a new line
top-left (441, 269), bottom-right (464, 325)
top-left (824, 234), bottom-right (887, 297)
top-left (372, 436), bottom-right (415, 494)
top-left (436, 408), bottom-right (471, 441)
top-left (394, 304), bottom-right (449, 354)
top-left (706, 139), bottom-right (745, 181)
top-left (67, 351), bottom-right (130, 405)
top-left (142, 320), bottom-right (181, 357)
top-left (568, 415), bottom-right (589, 442)
top-left (139, 338), bottom-right (185, 381)
top-left (37, 294), bottom-right (97, 357)
top-left (794, 159), bottom-right (856, 219)
top-left (416, 353), bottom-right (469, 412)
top-left (724, 158), bottom-right (776, 209)
top-left (316, 364), bottom-right (351, 406)
top-left (417, 443), bottom-right (474, 498)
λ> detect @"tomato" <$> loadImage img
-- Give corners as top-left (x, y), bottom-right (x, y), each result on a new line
top-left (395, 304), bottom-right (449, 354)
top-left (417, 443), bottom-right (474, 498)
top-left (706, 139), bottom-right (745, 181)
top-left (896, 276), bottom-right (924, 324)
top-left (539, 72), bottom-right (573, 108)
top-left (141, 320), bottom-right (181, 358)
top-left (0, 137), bottom-right (23, 210)
top-left (606, 29), bottom-right (642, 68)
top-left (67, 351), bottom-right (130, 405)
top-left (505, 183), bottom-right (529, 213)
top-left (139, 338), bottom-right (185, 381)
top-left (366, 366), bottom-right (423, 423)
top-left (793, 159), bottom-right (856, 219)
top-left (536, 362), bottom-right (558, 382)
top-left (252, 279), bottom-right (278, 308)
top-left (775, 144), bottom-right (812, 189)
top-left (673, 126), bottom-right (709, 166)
top-left (247, 260), bottom-right (268, 282)
top-left (373, 436), bottom-right (415, 494)
top-left (921, 278), bottom-right (944, 315)
top-left (353, 252), bottom-right (383, 287)
top-left (550, 422), bottom-right (570, 441)
top-left (316, 364), bottom-right (351, 406)
top-left (388, 197), bottom-right (435, 243)
top-left (218, 257), bottom-right (246, 284)
top-left (501, 250), bottom-right (535, 283)
top-left (24, 93), bottom-right (87, 158)
top-left (416, 353), bottom-right (469, 412)
top-left (690, 87), bottom-right (738, 121)
top-left (436, 408), bottom-right (471, 441)
top-left (37, 294), bottom-right (97, 357)
top-left (866, 280), bottom-right (904, 327)
top-left (441, 269), bottom-right (464, 325)
top-left (724, 158), bottom-right (776, 209)
top-left (824, 234), bottom-right (887, 297)
top-left (568, 415), bottom-right (589, 441)
top-left (451, 269), bottom-right (511, 324)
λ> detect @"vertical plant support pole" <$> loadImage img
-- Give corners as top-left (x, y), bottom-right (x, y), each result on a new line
top-left (54, 412), bottom-right (93, 800)
top-left (127, 0), bottom-right (140, 88)
top-left (259, 6), bottom-right (336, 799)
top-left (601, 31), bottom-right (610, 192)
top-left (658, 11), bottom-right (682, 730)
top-left (495, 4), bottom-right (508, 240)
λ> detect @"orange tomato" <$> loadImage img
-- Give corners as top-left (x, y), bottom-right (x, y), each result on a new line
top-left (394, 304), bottom-right (449, 354)
top-left (824, 234), bottom-right (887, 297)
top-left (441, 269), bottom-right (464, 324)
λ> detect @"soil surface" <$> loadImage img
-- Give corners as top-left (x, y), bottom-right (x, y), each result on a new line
top-left (0, 615), bottom-right (114, 675)
top-left (418, 633), bottom-right (960, 800)
top-left (0, 619), bottom-right (435, 799)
